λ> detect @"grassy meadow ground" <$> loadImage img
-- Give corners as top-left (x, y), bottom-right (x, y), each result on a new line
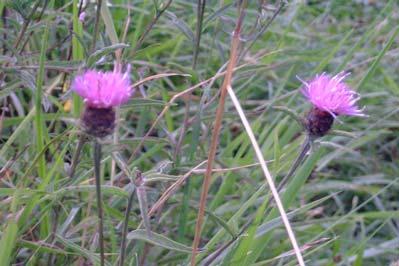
top-left (1, 0), bottom-right (399, 265)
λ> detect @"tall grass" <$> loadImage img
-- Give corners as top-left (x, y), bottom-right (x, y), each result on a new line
top-left (0, 1), bottom-right (399, 265)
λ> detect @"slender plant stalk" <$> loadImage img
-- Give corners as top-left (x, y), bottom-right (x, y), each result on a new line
top-left (93, 140), bottom-right (105, 266)
top-left (69, 134), bottom-right (86, 178)
top-left (91, 0), bottom-right (103, 53)
top-left (277, 136), bottom-right (311, 191)
top-left (131, 0), bottom-right (173, 58)
top-left (190, 3), bottom-right (246, 265)
top-left (227, 86), bottom-right (305, 266)
top-left (118, 185), bottom-right (136, 266)
top-left (192, 0), bottom-right (206, 69)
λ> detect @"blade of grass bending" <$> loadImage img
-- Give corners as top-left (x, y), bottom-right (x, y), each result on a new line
top-left (127, 230), bottom-right (194, 253)
top-left (190, 3), bottom-right (247, 265)
top-left (93, 140), bottom-right (105, 266)
top-left (227, 86), bottom-right (305, 266)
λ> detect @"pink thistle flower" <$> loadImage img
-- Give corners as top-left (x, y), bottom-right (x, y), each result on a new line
top-left (300, 72), bottom-right (364, 117)
top-left (72, 65), bottom-right (132, 108)
top-left (299, 72), bottom-right (365, 137)
top-left (72, 65), bottom-right (132, 138)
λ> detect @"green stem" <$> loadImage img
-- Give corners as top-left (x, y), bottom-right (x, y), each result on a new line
top-left (118, 185), bottom-right (136, 266)
top-left (93, 140), bottom-right (105, 266)
top-left (277, 136), bottom-right (311, 191)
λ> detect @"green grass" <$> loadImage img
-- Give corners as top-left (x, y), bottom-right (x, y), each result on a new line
top-left (1, 0), bottom-right (399, 265)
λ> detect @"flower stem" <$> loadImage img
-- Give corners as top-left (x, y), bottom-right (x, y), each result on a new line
top-left (277, 136), bottom-right (311, 191)
top-left (93, 140), bottom-right (105, 266)
top-left (118, 184), bottom-right (136, 266)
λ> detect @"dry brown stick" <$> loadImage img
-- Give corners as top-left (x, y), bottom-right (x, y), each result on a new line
top-left (190, 2), bottom-right (247, 265)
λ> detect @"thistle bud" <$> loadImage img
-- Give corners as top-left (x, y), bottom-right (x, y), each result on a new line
top-left (81, 106), bottom-right (116, 138)
top-left (305, 107), bottom-right (334, 137)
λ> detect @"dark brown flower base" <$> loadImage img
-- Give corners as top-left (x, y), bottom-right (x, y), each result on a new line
top-left (81, 106), bottom-right (116, 138)
top-left (306, 107), bottom-right (334, 137)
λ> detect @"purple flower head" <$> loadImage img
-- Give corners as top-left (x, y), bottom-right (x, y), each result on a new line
top-left (72, 65), bottom-right (132, 108)
top-left (300, 72), bottom-right (364, 117)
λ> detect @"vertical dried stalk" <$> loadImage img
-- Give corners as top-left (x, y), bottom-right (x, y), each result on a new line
top-left (190, 2), bottom-right (247, 265)
top-left (227, 86), bottom-right (305, 266)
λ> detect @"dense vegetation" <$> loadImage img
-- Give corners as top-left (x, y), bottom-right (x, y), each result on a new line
top-left (1, 0), bottom-right (398, 265)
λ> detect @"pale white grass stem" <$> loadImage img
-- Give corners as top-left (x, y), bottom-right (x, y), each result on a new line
top-left (227, 85), bottom-right (305, 266)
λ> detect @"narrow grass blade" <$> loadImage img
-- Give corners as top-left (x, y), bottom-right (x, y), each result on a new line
top-left (127, 230), bottom-right (195, 254)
